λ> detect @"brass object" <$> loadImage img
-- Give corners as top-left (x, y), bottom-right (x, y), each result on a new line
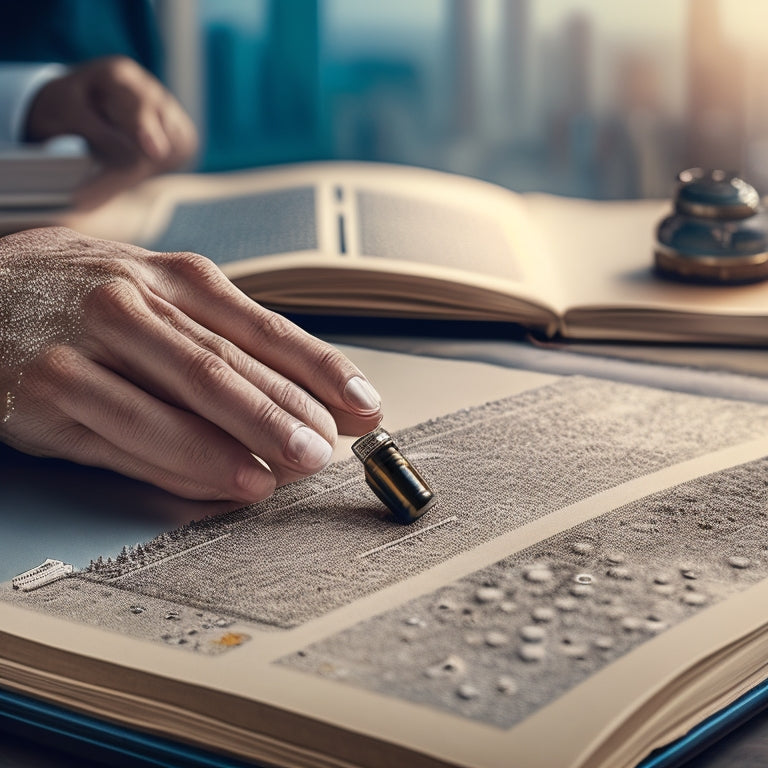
top-left (352, 428), bottom-right (436, 524)
top-left (654, 168), bottom-right (768, 284)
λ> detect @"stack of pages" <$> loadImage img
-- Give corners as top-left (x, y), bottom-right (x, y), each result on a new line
top-left (0, 136), bottom-right (96, 209)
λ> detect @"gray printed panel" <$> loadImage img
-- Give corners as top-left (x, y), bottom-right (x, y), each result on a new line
top-left (148, 187), bottom-right (317, 263)
top-left (4, 377), bottom-right (768, 657)
top-left (280, 457), bottom-right (768, 728)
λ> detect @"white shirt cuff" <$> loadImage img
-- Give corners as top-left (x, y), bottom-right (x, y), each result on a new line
top-left (0, 63), bottom-right (68, 144)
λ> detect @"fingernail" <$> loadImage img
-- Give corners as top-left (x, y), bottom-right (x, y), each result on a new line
top-left (234, 461), bottom-right (272, 500)
top-left (286, 426), bottom-right (333, 471)
top-left (343, 376), bottom-right (381, 414)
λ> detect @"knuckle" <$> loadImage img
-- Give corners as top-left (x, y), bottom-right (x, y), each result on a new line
top-left (312, 343), bottom-right (350, 383)
top-left (272, 377), bottom-right (335, 440)
top-left (101, 55), bottom-right (142, 84)
top-left (273, 377), bottom-right (305, 412)
top-left (312, 405), bottom-right (338, 443)
top-left (184, 348), bottom-right (232, 399)
top-left (159, 250), bottom-right (223, 283)
top-left (206, 336), bottom-right (240, 368)
top-left (13, 346), bottom-right (84, 417)
top-left (316, 342), bottom-right (347, 371)
top-left (182, 432), bottom-right (227, 470)
top-left (83, 276), bottom-right (144, 323)
top-left (35, 344), bottom-right (82, 386)
top-left (252, 308), bottom-right (298, 345)
top-left (177, 439), bottom-right (273, 500)
top-left (251, 398), bottom-right (288, 435)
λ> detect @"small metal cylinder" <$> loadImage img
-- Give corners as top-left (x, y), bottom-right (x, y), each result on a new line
top-left (352, 428), bottom-right (436, 524)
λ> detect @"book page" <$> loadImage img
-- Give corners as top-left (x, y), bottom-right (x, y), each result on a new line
top-left (65, 163), bottom-right (563, 332)
top-left (523, 194), bottom-right (768, 341)
top-left (40, 161), bottom-right (768, 342)
top-left (4, 362), bottom-right (768, 768)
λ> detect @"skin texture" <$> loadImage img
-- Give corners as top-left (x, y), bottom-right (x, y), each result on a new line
top-left (0, 227), bottom-right (383, 502)
top-left (24, 56), bottom-right (199, 207)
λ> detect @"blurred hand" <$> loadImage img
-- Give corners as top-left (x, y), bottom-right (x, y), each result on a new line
top-left (24, 56), bottom-right (199, 207)
top-left (0, 227), bottom-right (383, 501)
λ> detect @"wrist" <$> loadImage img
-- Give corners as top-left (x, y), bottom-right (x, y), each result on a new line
top-left (0, 63), bottom-right (68, 144)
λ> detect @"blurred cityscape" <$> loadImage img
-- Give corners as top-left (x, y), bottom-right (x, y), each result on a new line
top-left (195, 0), bottom-right (768, 200)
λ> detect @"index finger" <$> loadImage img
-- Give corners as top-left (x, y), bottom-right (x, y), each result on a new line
top-left (151, 251), bottom-right (383, 435)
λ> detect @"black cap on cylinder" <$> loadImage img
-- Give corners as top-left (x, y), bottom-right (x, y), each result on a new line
top-left (352, 428), bottom-right (437, 524)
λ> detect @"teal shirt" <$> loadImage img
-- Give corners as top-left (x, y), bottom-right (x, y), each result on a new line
top-left (0, 0), bottom-right (162, 78)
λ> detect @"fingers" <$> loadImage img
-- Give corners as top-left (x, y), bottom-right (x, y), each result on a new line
top-left (70, 100), bottom-right (198, 210)
top-left (121, 100), bottom-right (172, 163)
top-left (93, 71), bottom-right (172, 163)
top-left (82, 279), bottom-right (336, 487)
top-left (53, 424), bottom-right (238, 501)
top-left (25, 56), bottom-right (198, 182)
top-left (152, 251), bottom-right (384, 436)
top-left (0, 228), bottom-right (384, 504)
top-left (27, 346), bottom-right (278, 502)
top-left (88, 57), bottom-right (197, 169)
top-left (157, 98), bottom-right (199, 166)
top-left (215, 307), bottom-right (384, 435)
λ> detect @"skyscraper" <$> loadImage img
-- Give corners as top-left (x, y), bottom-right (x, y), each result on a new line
top-left (446, 0), bottom-right (478, 137)
top-left (499, 0), bottom-right (529, 140)
top-left (262, 0), bottom-right (321, 142)
top-left (685, 0), bottom-right (746, 170)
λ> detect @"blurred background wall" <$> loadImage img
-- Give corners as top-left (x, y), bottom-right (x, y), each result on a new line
top-left (156, 0), bottom-right (768, 200)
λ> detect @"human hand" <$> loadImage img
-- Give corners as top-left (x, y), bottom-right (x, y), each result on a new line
top-left (24, 56), bottom-right (199, 207)
top-left (0, 227), bottom-right (382, 502)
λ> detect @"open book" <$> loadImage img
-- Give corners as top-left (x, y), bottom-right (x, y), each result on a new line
top-left (3, 346), bottom-right (768, 768)
top-left (0, 136), bottom-right (96, 209)
top-left (62, 161), bottom-right (768, 345)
